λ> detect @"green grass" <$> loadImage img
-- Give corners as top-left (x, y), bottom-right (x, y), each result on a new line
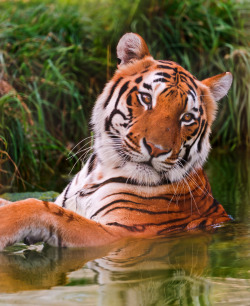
top-left (0, 0), bottom-right (249, 192)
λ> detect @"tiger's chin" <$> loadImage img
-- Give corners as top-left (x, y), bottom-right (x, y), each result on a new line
top-left (123, 162), bottom-right (160, 186)
top-left (125, 160), bottom-right (180, 186)
top-left (126, 159), bottom-right (198, 186)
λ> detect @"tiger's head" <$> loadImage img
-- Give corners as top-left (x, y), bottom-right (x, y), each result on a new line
top-left (92, 33), bottom-right (232, 185)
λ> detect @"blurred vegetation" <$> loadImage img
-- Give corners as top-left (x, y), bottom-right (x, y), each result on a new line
top-left (0, 0), bottom-right (249, 192)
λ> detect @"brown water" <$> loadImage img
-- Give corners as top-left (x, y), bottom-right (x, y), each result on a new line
top-left (0, 149), bottom-right (249, 305)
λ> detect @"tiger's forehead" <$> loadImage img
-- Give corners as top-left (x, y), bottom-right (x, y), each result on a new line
top-left (120, 59), bottom-right (199, 95)
top-left (143, 61), bottom-right (196, 89)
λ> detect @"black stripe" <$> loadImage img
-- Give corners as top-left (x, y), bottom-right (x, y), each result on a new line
top-left (104, 117), bottom-right (110, 132)
top-left (124, 139), bottom-right (139, 152)
top-left (180, 75), bottom-right (187, 82)
top-left (195, 119), bottom-right (205, 140)
top-left (175, 72), bottom-right (180, 83)
top-left (184, 96), bottom-right (188, 108)
top-left (106, 222), bottom-right (146, 232)
top-left (204, 198), bottom-right (219, 215)
top-left (103, 192), bottom-right (175, 202)
top-left (114, 81), bottom-right (130, 108)
top-left (157, 65), bottom-right (176, 70)
top-left (186, 83), bottom-right (196, 96)
top-left (157, 224), bottom-right (187, 235)
top-left (199, 219), bottom-right (207, 228)
top-left (91, 199), bottom-right (147, 219)
top-left (188, 90), bottom-right (195, 101)
top-left (109, 109), bottom-right (127, 121)
top-left (104, 206), bottom-right (179, 216)
top-left (135, 76), bottom-right (142, 84)
top-left (179, 72), bottom-right (198, 89)
top-left (62, 180), bottom-right (72, 208)
top-left (155, 72), bottom-right (171, 78)
top-left (102, 189), bottom-right (198, 202)
top-left (107, 216), bottom-right (189, 232)
top-left (128, 86), bottom-right (137, 95)
top-left (87, 153), bottom-right (97, 175)
top-left (103, 77), bottom-right (123, 108)
top-left (181, 146), bottom-right (191, 167)
top-left (199, 105), bottom-right (204, 115)
top-left (159, 87), bottom-right (169, 97)
top-left (197, 122), bottom-right (208, 152)
top-left (127, 96), bottom-right (132, 106)
top-left (105, 109), bottom-right (127, 132)
top-left (143, 83), bottom-right (152, 90)
top-left (78, 189), bottom-right (96, 198)
top-left (181, 119), bottom-right (206, 167)
top-left (86, 176), bottom-right (171, 192)
top-left (153, 78), bottom-right (168, 83)
top-left (188, 75), bottom-right (198, 89)
top-left (159, 86), bottom-right (175, 98)
top-left (100, 176), bottom-right (171, 187)
top-left (191, 126), bottom-right (199, 136)
top-left (186, 122), bottom-right (197, 127)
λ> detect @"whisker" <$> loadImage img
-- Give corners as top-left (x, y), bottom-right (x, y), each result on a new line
top-left (68, 135), bottom-right (94, 154)
top-left (183, 175), bottom-right (201, 215)
top-left (178, 157), bottom-right (213, 199)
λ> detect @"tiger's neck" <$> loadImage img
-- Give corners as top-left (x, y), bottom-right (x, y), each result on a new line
top-left (56, 158), bottom-right (230, 233)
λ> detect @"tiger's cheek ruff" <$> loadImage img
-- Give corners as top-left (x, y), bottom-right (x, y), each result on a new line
top-left (91, 78), bottom-right (130, 169)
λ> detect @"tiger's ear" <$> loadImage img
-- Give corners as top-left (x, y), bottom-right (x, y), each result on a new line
top-left (201, 72), bottom-right (233, 101)
top-left (117, 33), bottom-right (151, 67)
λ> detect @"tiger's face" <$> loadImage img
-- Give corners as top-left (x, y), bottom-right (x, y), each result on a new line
top-left (92, 33), bottom-right (232, 185)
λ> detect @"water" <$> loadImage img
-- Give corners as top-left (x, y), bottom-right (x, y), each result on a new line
top-left (0, 149), bottom-right (249, 305)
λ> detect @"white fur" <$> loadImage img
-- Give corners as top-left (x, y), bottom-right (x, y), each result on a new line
top-left (209, 72), bottom-right (233, 101)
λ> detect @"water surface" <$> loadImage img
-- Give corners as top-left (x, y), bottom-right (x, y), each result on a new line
top-left (0, 149), bottom-right (249, 305)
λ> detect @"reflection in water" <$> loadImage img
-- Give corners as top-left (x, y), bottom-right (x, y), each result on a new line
top-left (0, 232), bottom-right (212, 304)
top-left (0, 243), bottom-right (109, 292)
top-left (87, 233), bottom-right (212, 306)
top-left (0, 150), bottom-right (249, 305)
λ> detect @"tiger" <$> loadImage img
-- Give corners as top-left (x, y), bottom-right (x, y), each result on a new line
top-left (0, 33), bottom-right (233, 250)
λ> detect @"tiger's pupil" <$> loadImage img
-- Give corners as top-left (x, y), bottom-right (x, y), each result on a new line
top-left (142, 94), bottom-right (151, 104)
top-left (183, 113), bottom-right (193, 121)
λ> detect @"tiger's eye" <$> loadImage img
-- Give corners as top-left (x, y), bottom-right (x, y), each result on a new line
top-left (141, 94), bottom-right (152, 104)
top-left (182, 113), bottom-right (194, 122)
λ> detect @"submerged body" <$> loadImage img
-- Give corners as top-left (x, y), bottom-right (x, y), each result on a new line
top-left (0, 33), bottom-right (232, 250)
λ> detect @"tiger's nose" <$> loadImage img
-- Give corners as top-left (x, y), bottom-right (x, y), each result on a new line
top-left (143, 138), bottom-right (171, 158)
